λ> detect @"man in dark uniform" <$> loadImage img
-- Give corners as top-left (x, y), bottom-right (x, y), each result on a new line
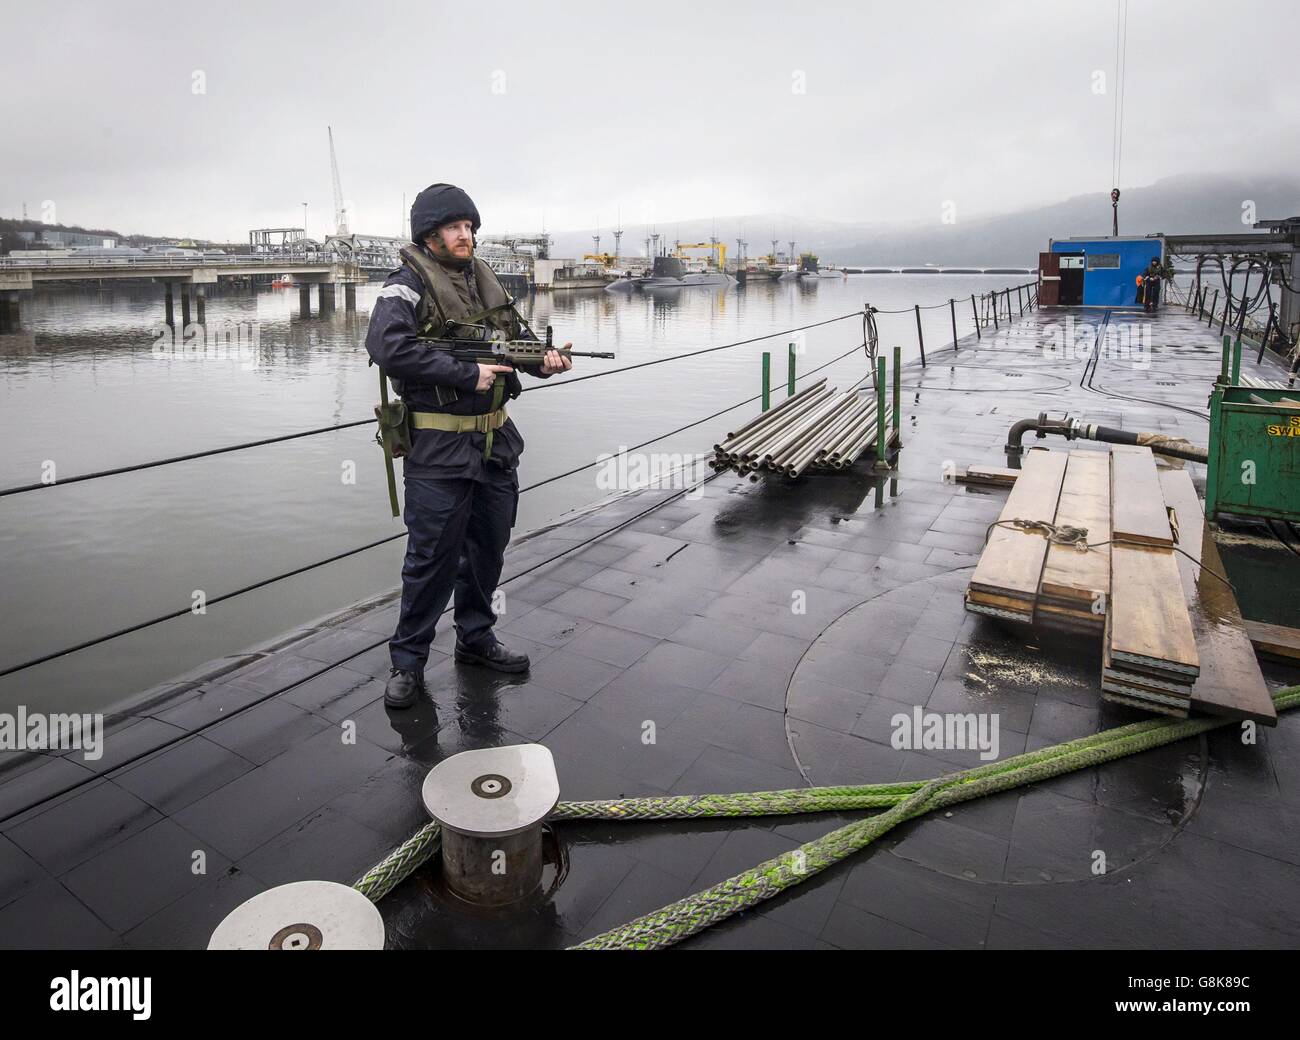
top-left (365, 183), bottom-right (571, 709)
top-left (1142, 257), bottom-right (1162, 312)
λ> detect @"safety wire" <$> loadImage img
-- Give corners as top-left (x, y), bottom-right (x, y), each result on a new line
top-left (4, 278), bottom-right (1038, 675)
top-left (0, 332), bottom-right (874, 679)
top-left (0, 285), bottom-right (1037, 501)
top-left (0, 284), bottom-right (1029, 676)
top-left (0, 312), bottom-right (866, 499)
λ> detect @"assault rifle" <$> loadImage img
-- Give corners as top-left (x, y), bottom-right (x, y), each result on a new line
top-left (373, 321), bottom-right (613, 517)
top-left (424, 319), bottom-right (616, 364)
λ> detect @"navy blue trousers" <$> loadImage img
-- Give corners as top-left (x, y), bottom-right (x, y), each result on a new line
top-left (389, 466), bottom-right (519, 672)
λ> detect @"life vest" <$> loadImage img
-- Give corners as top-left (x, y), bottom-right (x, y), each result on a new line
top-left (398, 242), bottom-right (524, 406)
top-left (399, 242), bottom-right (517, 338)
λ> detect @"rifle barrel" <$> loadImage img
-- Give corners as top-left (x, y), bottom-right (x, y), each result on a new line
top-left (424, 339), bottom-right (615, 361)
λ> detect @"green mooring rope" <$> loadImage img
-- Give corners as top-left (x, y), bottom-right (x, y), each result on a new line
top-left (352, 686), bottom-right (1299, 947)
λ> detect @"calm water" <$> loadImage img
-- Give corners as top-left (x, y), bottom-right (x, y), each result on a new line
top-left (0, 271), bottom-right (1034, 713)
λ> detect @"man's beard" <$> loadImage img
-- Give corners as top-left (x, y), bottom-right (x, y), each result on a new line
top-left (432, 241), bottom-right (473, 268)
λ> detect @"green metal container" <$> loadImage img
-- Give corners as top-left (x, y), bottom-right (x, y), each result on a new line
top-left (1205, 333), bottom-right (1300, 522)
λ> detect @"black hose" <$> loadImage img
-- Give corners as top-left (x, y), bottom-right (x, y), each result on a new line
top-left (1004, 414), bottom-right (1208, 466)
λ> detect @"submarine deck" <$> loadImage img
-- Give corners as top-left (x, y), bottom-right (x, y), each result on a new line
top-left (3, 305), bottom-right (1300, 950)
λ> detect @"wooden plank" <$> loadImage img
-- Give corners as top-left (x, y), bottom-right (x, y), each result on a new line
top-left (1101, 677), bottom-right (1191, 708)
top-left (1158, 469), bottom-right (1277, 724)
top-left (1102, 666), bottom-right (1193, 696)
top-left (968, 450), bottom-right (1069, 602)
top-left (966, 602), bottom-right (1033, 624)
top-left (966, 589), bottom-right (1034, 613)
top-left (1243, 619), bottom-right (1300, 662)
top-left (956, 465), bottom-right (1020, 487)
top-left (1101, 690), bottom-right (1189, 718)
top-left (1035, 606), bottom-right (1104, 635)
top-left (1110, 447), bottom-right (1174, 547)
top-left (1108, 540), bottom-right (1199, 677)
top-left (1036, 600), bottom-right (1104, 624)
top-left (1110, 568), bottom-right (1197, 674)
top-left (1039, 452), bottom-right (1110, 608)
top-left (965, 590), bottom-right (1033, 623)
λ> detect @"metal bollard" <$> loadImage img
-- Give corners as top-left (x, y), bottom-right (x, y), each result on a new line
top-left (422, 744), bottom-right (560, 907)
top-left (208, 881), bottom-right (385, 950)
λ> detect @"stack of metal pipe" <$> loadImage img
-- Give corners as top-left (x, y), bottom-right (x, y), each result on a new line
top-left (710, 377), bottom-right (886, 481)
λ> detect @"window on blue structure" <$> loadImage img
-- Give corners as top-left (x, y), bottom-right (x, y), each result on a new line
top-left (1087, 254), bottom-right (1120, 269)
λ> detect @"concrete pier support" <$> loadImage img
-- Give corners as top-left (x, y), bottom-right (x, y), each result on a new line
top-left (344, 283), bottom-right (356, 312)
top-left (299, 285), bottom-right (312, 318)
top-left (164, 283), bottom-right (175, 326)
top-left (196, 286), bottom-right (206, 324)
top-left (0, 293), bottom-right (19, 333)
top-left (180, 284), bottom-right (192, 328)
top-left (320, 283), bottom-right (336, 315)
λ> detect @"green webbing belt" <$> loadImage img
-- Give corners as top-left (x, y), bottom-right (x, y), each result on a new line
top-left (483, 375), bottom-right (505, 460)
top-left (377, 366), bottom-right (400, 518)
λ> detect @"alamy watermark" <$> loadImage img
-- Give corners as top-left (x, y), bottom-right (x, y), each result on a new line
top-left (152, 321), bottom-right (262, 366)
top-left (50, 972), bottom-right (150, 1019)
top-left (595, 446), bottom-right (710, 498)
top-left (1039, 315), bottom-right (1152, 368)
top-left (891, 706), bottom-right (1000, 761)
top-left (0, 706), bottom-right (103, 761)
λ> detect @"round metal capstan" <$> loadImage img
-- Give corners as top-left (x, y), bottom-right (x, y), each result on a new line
top-left (207, 880), bottom-right (385, 951)
top-left (422, 744), bottom-right (560, 906)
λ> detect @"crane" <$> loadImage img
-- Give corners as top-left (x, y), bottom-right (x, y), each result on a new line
top-left (674, 241), bottom-right (728, 270)
top-left (328, 126), bottom-right (349, 236)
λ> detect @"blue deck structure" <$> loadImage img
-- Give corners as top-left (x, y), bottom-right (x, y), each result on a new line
top-left (1050, 235), bottom-right (1165, 308)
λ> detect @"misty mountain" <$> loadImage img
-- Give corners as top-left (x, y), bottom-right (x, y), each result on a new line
top-left (545, 174), bottom-right (1300, 268)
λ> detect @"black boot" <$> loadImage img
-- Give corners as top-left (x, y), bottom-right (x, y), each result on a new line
top-left (454, 638), bottom-right (530, 674)
top-left (384, 667), bottom-right (425, 709)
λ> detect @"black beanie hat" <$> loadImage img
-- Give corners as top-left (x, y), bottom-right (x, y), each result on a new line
top-left (410, 183), bottom-right (481, 241)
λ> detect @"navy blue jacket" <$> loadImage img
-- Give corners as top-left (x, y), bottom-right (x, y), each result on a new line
top-left (365, 263), bottom-right (550, 481)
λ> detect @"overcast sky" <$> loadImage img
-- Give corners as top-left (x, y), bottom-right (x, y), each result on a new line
top-left (3, 0), bottom-right (1297, 242)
